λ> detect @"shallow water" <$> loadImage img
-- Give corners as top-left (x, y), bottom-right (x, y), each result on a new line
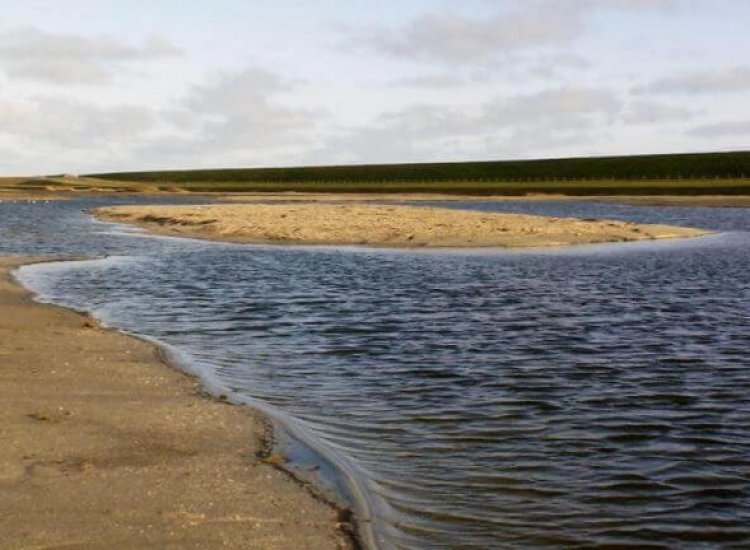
top-left (5, 197), bottom-right (750, 549)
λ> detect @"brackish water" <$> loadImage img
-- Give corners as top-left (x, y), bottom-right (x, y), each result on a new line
top-left (4, 197), bottom-right (750, 549)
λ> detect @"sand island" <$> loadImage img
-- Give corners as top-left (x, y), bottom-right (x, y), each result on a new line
top-left (95, 203), bottom-right (710, 248)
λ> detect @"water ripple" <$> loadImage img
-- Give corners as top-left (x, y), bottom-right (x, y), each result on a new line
top-left (8, 198), bottom-right (750, 548)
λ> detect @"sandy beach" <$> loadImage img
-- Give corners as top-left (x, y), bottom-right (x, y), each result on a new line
top-left (95, 203), bottom-right (710, 248)
top-left (0, 257), bottom-right (351, 549)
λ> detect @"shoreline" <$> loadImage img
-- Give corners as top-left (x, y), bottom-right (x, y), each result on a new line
top-left (216, 192), bottom-right (750, 207)
top-left (0, 193), bottom-right (67, 201)
top-left (5, 174), bottom-right (750, 206)
top-left (93, 203), bottom-right (711, 249)
top-left (4, 184), bottom-right (750, 207)
top-left (592, 195), bottom-right (750, 207)
top-left (0, 256), bottom-right (354, 549)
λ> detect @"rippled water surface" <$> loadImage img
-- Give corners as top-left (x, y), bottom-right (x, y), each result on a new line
top-left (5, 197), bottom-right (750, 549)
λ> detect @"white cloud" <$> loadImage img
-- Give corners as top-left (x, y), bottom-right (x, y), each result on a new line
top-left (0, 28), bottom-right (181, 85)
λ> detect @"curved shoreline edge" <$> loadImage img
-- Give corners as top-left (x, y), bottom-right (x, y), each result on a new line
top-left (1, 256), bottom-right (358, 549)
top-left (151, 338), bottom-right (379, 550)
top-left (93, 203), bottom-right (712, 249)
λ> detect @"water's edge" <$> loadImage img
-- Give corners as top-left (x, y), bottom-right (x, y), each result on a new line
top-left (12, 258), bottom-right (378, 550)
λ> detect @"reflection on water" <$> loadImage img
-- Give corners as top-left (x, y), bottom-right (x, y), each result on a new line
top-left (6, 197), bottom-right (750, 548)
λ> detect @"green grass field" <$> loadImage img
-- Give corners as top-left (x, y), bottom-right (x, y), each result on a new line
top-left (4, 151), bottom-right (749, 196)
top-left (82, 151), bottom-right (750, 195)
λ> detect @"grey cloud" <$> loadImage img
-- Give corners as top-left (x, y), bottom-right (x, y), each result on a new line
top-left (688, 120), bottom-right (750, 137)
top-left (390, 53), bottom-right (591, 89)
top-left (357, 9), bottom-right (582, 63)
top-left (314, 86), bottom-right (622, 164)
top-left (185, 68), bottom-right (289, 114)
top-left (635, 66), bottom-right (750, 95)
top-left (0, 95), bottom-right (154, 146)
top-left (557, 0), bottom-right (675, 10)
top-left (524, 53), bottom-right (591, 78)
top-left (308, 108), bottom-right (474, 166)
top-left (482, 87), bottom-right (621, 128)
top-left (349, 0), bottom-right (674, 64)
top-left (621, 100), bottom-right (696, 124)
top-left (0, 28), bottom-right (181, 85)
top-left (180, 68), bottom-right (314, 146)
top-left (136, 67), bottom-right (319, 165)
top-left (391, 74), bottom-right (469, 89)
top-left (1, 65), bottom-right (321, 171)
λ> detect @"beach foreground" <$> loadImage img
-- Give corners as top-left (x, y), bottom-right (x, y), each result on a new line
top-left (0, 258), bottom-right (350, 549)
top-left (96, 203), bottom-right (710, 248)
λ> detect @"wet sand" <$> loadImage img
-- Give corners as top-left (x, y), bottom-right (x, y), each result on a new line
top-left (95, 203), bottom-right (710, 248)
top-left (0, 257), bottom-right (351, 549)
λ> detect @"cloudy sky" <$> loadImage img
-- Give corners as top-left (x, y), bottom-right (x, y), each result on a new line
top-left (0, 0), bottom-right (748, 175)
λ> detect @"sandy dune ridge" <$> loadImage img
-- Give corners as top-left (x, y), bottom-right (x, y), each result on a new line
top-left (95, 203), bottom-right (710, 248)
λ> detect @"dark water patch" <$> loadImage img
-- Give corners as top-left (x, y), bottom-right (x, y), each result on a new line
top-left (5, 197), bottom-right (750, 548)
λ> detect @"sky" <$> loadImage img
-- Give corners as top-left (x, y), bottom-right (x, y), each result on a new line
top-left (0, 0), bottom-right (748, 175)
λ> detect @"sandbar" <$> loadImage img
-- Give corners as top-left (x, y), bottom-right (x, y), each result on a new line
top-left (95, 203), bottom-right (710, 248)
top-left (0, 257), bottom-right (351, 549)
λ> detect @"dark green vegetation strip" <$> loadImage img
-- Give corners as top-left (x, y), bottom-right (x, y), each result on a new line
top-left (88, 151), bottom-right (750, 195)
